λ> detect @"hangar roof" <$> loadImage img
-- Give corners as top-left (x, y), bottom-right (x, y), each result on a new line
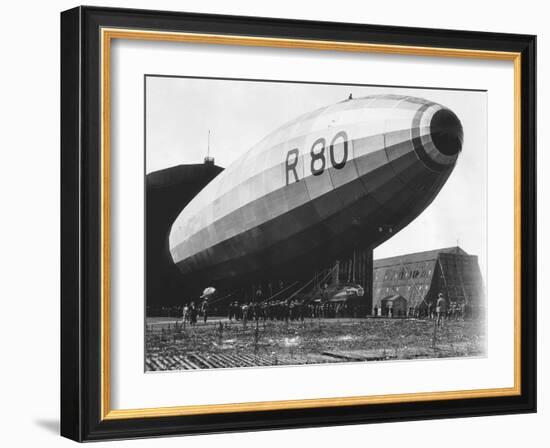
top-left (373, 246), bottom-right (470, 269)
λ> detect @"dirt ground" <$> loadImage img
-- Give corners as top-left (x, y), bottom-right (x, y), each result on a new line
top-left (145, 317), bottom-right (485, 371)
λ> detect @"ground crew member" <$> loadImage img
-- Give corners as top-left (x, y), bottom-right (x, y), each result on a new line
top-left (202, 300), bottom-right (209, 323)
top-left (189, 302), bottom-right (197, 326)
top-left (182, 304), bottom-right (189, 325)
top-left (436, 292), bottom-right (447, 327)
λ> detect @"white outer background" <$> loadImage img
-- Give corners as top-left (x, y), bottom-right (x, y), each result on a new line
top-left (0, 0), bottom-right (547, 446)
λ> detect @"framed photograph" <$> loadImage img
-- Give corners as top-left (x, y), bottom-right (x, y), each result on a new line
top-left (60, 6), bottom-right (536, 441)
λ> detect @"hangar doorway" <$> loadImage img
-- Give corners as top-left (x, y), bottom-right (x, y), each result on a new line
top-left (381, 295), bottom-right (408, 317)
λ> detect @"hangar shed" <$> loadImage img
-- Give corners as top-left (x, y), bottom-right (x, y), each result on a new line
top-left (372, 247), bottom-right (485, 317)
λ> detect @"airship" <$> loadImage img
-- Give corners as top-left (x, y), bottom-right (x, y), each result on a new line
top-left (169, 94), bottom-right (463, 288)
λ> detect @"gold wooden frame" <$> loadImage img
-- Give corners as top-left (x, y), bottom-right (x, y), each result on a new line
top-left (99, 27), bottom-right (522, 421)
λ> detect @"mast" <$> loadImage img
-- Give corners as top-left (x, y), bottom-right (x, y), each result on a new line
top-left (204, 129), bottom-right (214, 165)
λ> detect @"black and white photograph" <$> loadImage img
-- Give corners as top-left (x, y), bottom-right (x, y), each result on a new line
top-left (144, 76), bottom-right (487, 372)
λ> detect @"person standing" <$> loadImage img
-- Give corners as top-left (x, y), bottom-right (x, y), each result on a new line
top-left (436, 293), bottom-right (447, 327)
top-left (189, 301), bottom-right (197, 326)
top-left (242, 303), bottom-right (248, 326)
top-left (202, 299), bottom-right (209, 323)
top-left (182, 303), bottom-right (189, 324)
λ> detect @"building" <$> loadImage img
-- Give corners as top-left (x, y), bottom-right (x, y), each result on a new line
top-left (146, 160), bottom-right (223, 312)
top-left (372, 247), bottom-right (485, 317)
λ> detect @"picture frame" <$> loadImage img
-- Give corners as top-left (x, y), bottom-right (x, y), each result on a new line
top-left (60, 5), bottom-right (536, 442)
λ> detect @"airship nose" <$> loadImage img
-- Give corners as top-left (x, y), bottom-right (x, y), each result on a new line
top-left (430, 109), bottom-right (463, 157)
top-left (412, 105), bottom-right (463, 171)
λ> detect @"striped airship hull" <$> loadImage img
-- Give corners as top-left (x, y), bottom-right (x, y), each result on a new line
top-left (169, 94), bottom-right (463, 287)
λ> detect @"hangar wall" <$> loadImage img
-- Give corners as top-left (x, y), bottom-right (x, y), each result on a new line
top-left (146, 160), bottom-right (223, 312)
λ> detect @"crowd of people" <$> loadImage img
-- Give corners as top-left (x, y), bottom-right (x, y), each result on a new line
top-left (180, 301), bottom-right (210, 325)
top-left (226, 299), bottom-right (368, 322)
top-left (372, 293), bottom-right (475, 323)
top-left (413, 299), bottom-right (474, 322)
top-left (150, 290), bottom-right (480, 325)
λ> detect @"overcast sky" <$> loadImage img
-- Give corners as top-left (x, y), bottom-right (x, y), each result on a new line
top-left (146, 76), bottom-right (487, 277)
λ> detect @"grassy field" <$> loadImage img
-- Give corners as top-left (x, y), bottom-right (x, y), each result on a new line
top-left (145, 317), bottom-right (485, 371)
